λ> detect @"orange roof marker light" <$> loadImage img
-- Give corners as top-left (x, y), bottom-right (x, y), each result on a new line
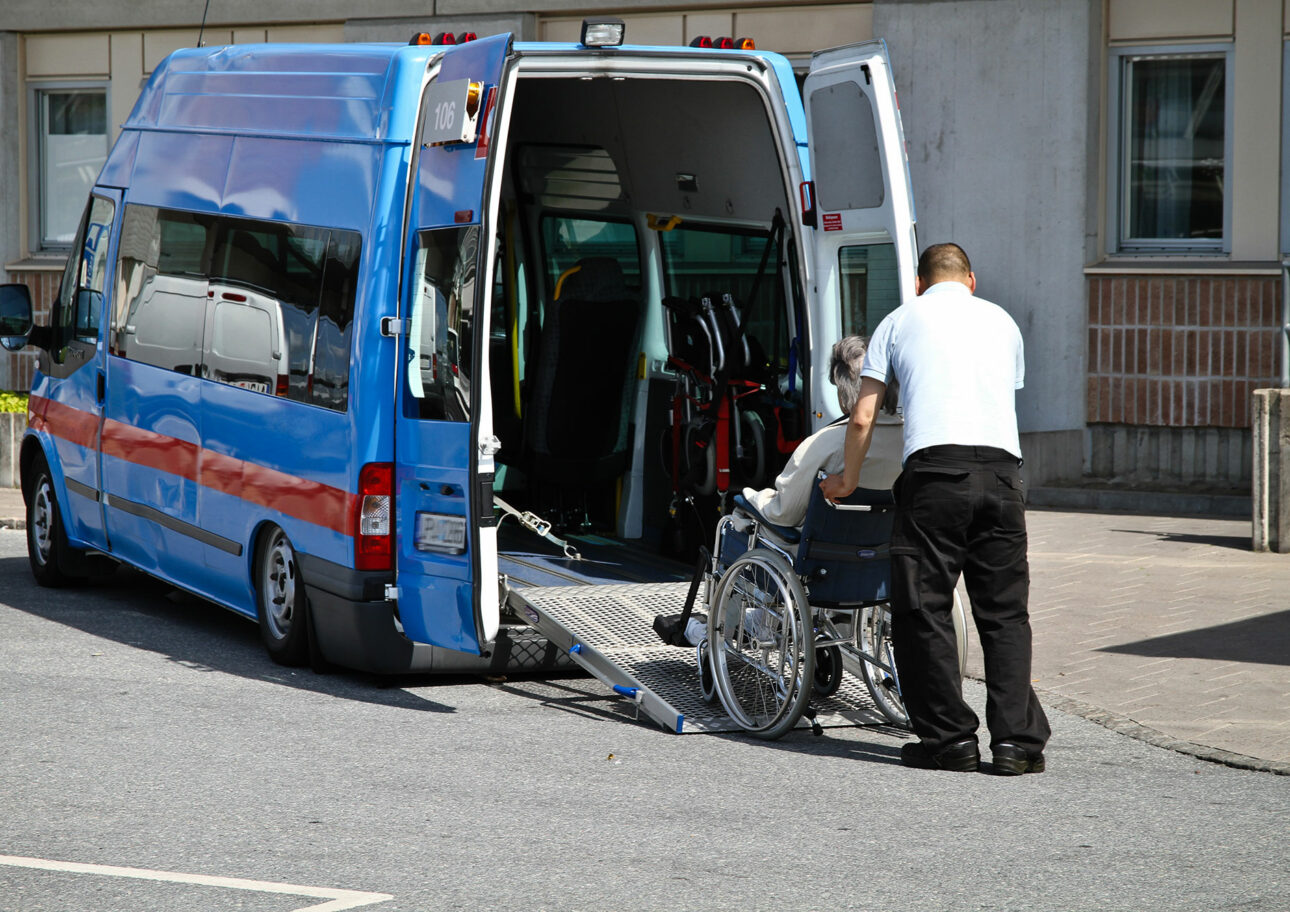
top-left (408, 32), bottom-right (476, 46)
top-left (580, 17), bottom-right (625, 48)
top-left (690, 36), bottom-right (756, 50)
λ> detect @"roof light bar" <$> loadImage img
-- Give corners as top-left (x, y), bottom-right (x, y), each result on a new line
top-left (689, 35), bottom-right (756, 50)
top-left (581, 17), bottom-right (625, 48)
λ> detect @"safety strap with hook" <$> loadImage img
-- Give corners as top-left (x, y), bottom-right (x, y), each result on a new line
top-left (492, 495), bottom-right (582, 561)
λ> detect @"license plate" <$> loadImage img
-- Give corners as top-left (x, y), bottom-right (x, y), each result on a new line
top-left (415, 512), bottom-right (467, 553)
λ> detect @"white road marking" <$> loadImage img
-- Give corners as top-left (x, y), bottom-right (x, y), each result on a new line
top-left (0, 854), bottom-right (394, 911)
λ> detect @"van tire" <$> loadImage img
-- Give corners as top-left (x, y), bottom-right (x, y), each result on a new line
top-left (255, 526), bottom-right (310, 666)
top-left (25, 455), bottom-right (84, 588)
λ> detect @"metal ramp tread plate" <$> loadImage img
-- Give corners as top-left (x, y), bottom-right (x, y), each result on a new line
top-left (511, 581), bottom-right (891, 734)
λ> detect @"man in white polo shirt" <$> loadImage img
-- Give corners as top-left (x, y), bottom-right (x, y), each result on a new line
top-left (820, 243), bottom-right (1049, 775)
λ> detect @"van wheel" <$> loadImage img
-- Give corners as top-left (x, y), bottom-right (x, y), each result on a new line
top-left (26, 455), bottom-right (83, 588)
top-left (255, 526), bottom-right (310, 666)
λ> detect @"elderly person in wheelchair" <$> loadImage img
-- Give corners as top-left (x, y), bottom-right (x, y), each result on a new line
top-left (696, 335), bottom-right (965, 738)
top-left (738, 335), bottom-right (902, 528)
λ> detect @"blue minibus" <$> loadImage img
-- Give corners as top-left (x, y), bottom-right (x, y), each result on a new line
top-left (0, 23), bottom-right (917, 679)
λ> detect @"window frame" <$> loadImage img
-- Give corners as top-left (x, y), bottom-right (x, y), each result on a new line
top-left (27, 81), bottom-right (111, 253)
top-left (1106, 42), bottom-right (1234, 256)
top-left (1281, 40), bottom-right (1290, 257)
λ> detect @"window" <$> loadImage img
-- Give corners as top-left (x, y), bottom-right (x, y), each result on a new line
top-left (406, 226), bottom-right (480, 422)
top-left (659, 222), bottom-right (788, 371)
top-left (52, 195), bottom-right (115, 361)
top-left (113, 204), bottom-right (360, 410)
top-left (838, 243), bottom-right (900, 339)
top-left (539, 217), bottom-right (640, 299)
top-left (1109, 47), bottom-right (1231, 252)
top-left (33, 88), bottom-right (109, 248)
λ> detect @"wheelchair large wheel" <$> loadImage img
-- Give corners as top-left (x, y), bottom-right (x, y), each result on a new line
top-left (707, 550), bottom-right (814, 739)
top-left (858, 591), bottom-right (970, 728)
top-left (857, 602), bottom-right (907, 727)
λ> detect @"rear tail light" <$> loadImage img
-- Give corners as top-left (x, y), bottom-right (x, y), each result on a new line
top-left (689, 36), bottom-right (713, 48)
top-left (356, 462), bottom-right (393, 571)
top-left (457, 32), bottom-right (478, 43)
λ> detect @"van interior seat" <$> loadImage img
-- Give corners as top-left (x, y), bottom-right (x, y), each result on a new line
top-left (523, 256), bottom-right (642, 488)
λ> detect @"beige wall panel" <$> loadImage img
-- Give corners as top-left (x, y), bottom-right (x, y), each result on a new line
top-left (233, 29), bottom-right (268, 44)
top-left (266, 24), bottom-right (345, 43)
top-left (539, 18), bottom-right (583, 43)
top-left (684, 13), bottom-right (733, 44)
top-left (1230, 0), bottom-right (1283, 259)
top-left (26, 33), bottom-right (110, 77)
top-left (619, 14), bottom-right (684, 47)
top-left (1109, 0), bottom-right (1233, 41)
top-left (144, 29), bottom-right (231, 73)
top-left (736, 5), bottom-right (872, 55)
top-left (108, 33), bottom-right (144, 143)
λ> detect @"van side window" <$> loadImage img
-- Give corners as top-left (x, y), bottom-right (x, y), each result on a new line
top-left (52, 195), bottom-right (116, 360)
top-left (112, 203), bottom-right (360, 410)
top-left (407, 226), bottom-right (479, 422)
top-left (312, 232), bottom-right (359, 411)
top-left (114, 206), bottom-right (210, 375)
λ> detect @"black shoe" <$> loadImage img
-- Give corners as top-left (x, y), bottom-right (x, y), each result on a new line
top-left (900, 738), bottom-right (980, 772)
top-left (992, 742), bottom-right (1046, 775)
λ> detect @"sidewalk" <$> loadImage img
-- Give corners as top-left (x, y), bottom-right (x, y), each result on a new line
top-left (1, 483), bottom-right (1285, 771)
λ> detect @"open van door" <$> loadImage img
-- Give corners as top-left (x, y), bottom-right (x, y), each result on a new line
top-left (392, 34), bottom-right (510, 656)
top-left (802, 41), bottom-right (917, 416)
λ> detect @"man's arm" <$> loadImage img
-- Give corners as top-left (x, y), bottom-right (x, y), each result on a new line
top-left (819, 375), bottom-right (886, 502)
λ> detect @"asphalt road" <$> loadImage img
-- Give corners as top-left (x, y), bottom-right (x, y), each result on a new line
top-left (0, 528), bottom-right (1286, 912)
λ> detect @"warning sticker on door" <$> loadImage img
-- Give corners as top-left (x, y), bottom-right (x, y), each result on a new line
top-left (822, 213), bottom-right (843, 231)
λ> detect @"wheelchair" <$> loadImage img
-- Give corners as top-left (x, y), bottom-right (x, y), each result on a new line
top-left (697, 482), bottom-right (968, 740)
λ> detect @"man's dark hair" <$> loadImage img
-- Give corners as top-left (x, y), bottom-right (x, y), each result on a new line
top-left (917, 243), bottom-right (972, 284)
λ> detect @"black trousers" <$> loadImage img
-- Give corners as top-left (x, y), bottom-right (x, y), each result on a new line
top-left (889, 445), bottom-right (1050, 753)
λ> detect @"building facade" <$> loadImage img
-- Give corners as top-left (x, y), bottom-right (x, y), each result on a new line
top-left (1, 0), bottom-right (1285, 489)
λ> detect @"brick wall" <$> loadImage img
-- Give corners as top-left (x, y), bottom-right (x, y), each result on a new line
top-left (0, 268), bottom-right (60, 393)
top-left (1086, 274), bottom-right (1283, 429)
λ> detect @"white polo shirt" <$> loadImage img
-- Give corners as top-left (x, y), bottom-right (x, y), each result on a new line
top-left (861, 281), bottom-right (1024, 463)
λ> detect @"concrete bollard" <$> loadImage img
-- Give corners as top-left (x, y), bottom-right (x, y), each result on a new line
top-left (1252, 389), bottom-right (1290, 553)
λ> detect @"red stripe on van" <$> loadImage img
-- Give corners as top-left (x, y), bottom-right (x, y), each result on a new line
top-left (30, 396), bottom-right (99, 449)
top-left (31, 395), bottom-right (356, 538)
top-left (102, 418), bottom-right (201, 480)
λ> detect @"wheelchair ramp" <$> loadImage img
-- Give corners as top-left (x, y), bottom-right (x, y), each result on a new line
top-left (509, 581), bottom-right (891, 734)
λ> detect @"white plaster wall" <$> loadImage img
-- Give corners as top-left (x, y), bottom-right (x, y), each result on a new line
top-left (874, 0), bottom-right (1097, 435)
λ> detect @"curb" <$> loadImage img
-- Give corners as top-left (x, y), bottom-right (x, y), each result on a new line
top-left (1037, 687), bottom-right (1290, 776)
top-left (1028, 486), bottom-right (1250, 518)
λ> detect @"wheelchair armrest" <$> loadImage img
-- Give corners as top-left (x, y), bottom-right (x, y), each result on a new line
top-left (731, 493), bottom-right (801, 545)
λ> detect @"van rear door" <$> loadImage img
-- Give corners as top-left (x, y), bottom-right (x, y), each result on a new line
top-left (802, 41), bottom-right (917, 409)
top-left (392, 34), bottom-right (510, 656)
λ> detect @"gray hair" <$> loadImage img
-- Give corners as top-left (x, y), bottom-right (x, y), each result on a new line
top-left (829, 335), bottom-right (867, 414)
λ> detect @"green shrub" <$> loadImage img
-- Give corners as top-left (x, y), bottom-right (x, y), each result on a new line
top-left (0, 391), bottom-right (29, 414)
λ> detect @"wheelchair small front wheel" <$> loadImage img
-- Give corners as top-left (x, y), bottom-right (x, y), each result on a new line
top-left (707, 550), bottom-right (814, 739)
top-left (813, 644), bottom-right (844, 697)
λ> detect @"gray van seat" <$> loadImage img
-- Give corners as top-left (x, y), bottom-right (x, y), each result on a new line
top-left (524, 257), bottom-right (642, 487)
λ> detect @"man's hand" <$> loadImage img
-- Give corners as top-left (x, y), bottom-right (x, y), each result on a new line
top-left (819, 472), bottom-right (856, 504)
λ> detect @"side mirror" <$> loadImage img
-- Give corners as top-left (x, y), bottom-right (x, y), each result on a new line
top-left (0, 283), bottom-right (34, 352)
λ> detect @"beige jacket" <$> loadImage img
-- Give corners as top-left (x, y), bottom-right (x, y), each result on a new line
top-left (741, 413), bottom-right (903, 527)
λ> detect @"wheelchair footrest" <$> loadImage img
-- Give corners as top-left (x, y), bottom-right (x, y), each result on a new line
top-left (652, 612), bottom-right (708, 648)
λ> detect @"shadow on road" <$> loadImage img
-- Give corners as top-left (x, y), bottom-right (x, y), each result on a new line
top-left (1109, 527), bottom-right (1252, 551)
top-left (0, 554), bottom-right (484, 712)
top-left (1099, 610), bottom-right (1290, 666)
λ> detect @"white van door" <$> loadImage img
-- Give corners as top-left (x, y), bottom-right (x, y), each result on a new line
top-left (392, 34), bottom-right (510, 657)
top-left (802, 41), bottom-right (918, 420)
